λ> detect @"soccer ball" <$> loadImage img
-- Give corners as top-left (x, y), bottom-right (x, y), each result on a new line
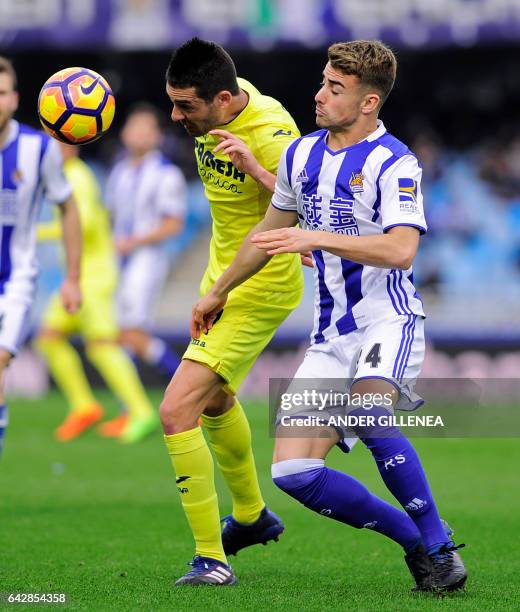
top-left (38, 67), bottom-right (115, 145)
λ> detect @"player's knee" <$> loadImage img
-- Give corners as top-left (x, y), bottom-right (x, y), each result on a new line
top-left (271, 458), bottom-right (325, 505)
top-left (159, 384), bottom-right (200, 434)
top-left (348, 404), bottom-right (404, 456)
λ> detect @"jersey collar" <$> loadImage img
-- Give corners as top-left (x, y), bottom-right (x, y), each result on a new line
top-left (366, 120), bottom-right (387, 141)
top-left (323, 120), bottom-right (387, 155)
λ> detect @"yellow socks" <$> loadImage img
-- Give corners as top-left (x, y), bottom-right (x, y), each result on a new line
top-left (202, 400), bottom-right (265, 524)
top-left (85, 342), bottom-right (153, 419)
top-left (36, 336), bottom-right (96, 413)
top-left (164, 427), bottom-right (226, 563)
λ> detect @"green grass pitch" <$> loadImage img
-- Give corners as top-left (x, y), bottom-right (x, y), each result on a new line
top-left (1, 390), bottom-right (519, 611)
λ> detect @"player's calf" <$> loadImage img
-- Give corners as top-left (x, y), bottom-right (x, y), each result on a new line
top-left (271, 457), bottom-right (421, 550)
top-left (348, 400), bottom-right (453, 555)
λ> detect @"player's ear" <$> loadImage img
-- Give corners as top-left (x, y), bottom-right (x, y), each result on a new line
top-left (215, 90), bottom-right (233, 108)
top-left (361, 91), bottom-right (380, 115)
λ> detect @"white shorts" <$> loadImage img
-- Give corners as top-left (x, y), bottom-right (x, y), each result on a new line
top-left (116, 248), bottom-right (168, 330)
top-left (279, 314), bottom-right (425, 451)
top-left (0, 295), bottom-right (33, 355)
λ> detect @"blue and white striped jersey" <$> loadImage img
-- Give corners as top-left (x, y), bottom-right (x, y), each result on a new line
top-left (106, 149), bottom-right (187, 248)
top-left (0, 120), bottom-right (71, 301)
top-left (271, 121), bottom-right (426, 345)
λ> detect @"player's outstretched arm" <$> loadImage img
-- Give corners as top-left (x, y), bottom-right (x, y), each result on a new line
top-left (191, 205), bottom-right (298, 338)
top-left (58, 195), bottom-right (82, 313)
top-left (318, 226), bottom-right (420, 269)
top-left (210, 129), bottom-right (277, 193)
top-left (252, 225), bottom-right (420, 270)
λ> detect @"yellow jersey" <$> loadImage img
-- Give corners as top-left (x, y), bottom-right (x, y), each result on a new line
top-left (38, 156), bottom-right (117, 290)
top-left (195, 78), bottom-right (303, 297)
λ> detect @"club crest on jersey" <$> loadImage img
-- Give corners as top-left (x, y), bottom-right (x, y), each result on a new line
top-left (398, 178), bottom-right (419, 212)
top-left (349, 171), bottom-right (364, 193)
top-left (296, 167), bottom-right (308, 183)
top-left (12, 169), bottom-right (23, 184)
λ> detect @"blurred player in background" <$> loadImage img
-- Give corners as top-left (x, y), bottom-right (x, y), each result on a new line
top-left (0, 56), bottom-right (81, 457)
top-left (36, 143), bottom-right (158, 444)
top-left (162, 38), bottom-right (303, 586)
top-left (106, 104), bottom-right (186, 386)
top-left (192, 40), bottom-right (467, 593)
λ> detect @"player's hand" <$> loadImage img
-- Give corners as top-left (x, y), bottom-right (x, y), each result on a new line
top-left (301, 251), bottom-right (314, 268)
top-left (60, 278), bottom-right (82, 314)
top-left (116, 237), bottom-right (139, 256)
top-left (252, 227), bottom-right (317, 256)
top-left (209, 129), bottom-right (263, 179)
top-left (191, 291), bottom-right (228, 339)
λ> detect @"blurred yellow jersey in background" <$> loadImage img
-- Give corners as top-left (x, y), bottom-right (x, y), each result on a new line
top-left (39, 155), bottom-right (118, 340)
top-left (195, 77), bottom-right (304, 298)
top-left (39, 156), bottom-right (118, 292)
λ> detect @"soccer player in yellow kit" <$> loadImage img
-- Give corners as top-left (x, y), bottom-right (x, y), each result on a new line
top-left (36, 143), bottom-right (157, 444)
top-left (162, 38), bottom-right (304, 585)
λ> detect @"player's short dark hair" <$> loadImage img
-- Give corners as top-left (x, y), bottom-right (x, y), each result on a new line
top-left (0, 56), bottom-right (17, 91)
top-left (166, 37), bottom-right (239, 102)
top-left (327, 40), bottom-right (397, 107)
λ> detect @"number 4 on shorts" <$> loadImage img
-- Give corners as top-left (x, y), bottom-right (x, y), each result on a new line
top-left (365, 343), bottom-right (382, 368)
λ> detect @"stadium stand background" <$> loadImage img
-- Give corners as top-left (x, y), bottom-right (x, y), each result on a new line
top-left (2, 0), bottom-right (520, 394)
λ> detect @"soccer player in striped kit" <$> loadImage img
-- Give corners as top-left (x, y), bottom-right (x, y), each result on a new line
top-left (0, 56), bottom-right (81, 457)
top-left (192, 40), bottom-right (467, 592)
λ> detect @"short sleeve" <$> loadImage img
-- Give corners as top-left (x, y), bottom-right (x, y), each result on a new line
top-left (379, 155), bottom-right (427, 234)
top-left (256, 125), bottom-right (299, 176)
top-left (156, 165), bottom-right (187, 219)
top-left (40, 138), bottom-right (73, 204)
top-left (271, 144), bottom-right (298, 212)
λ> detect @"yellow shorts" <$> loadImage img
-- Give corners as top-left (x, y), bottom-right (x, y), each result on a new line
top-left (42, 284), bottom-right (118, 341)
top-left (183, 287), bottom-right (303, 395)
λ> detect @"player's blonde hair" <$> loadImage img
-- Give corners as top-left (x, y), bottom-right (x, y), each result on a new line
top-left (0, 56), bottom-right (17, 90)
top-left (327, 40), bottom-right (396, 106)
